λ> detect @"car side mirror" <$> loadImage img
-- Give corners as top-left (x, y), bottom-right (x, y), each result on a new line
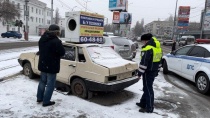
top-left (170, 51), bottom-right (175, 55)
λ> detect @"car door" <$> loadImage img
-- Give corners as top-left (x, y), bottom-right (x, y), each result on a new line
top-left (5, 31), bottom-right (10, 37)
top-left (181, 46), bottom-right (205, 81)
top-left (57, 46), bottom-right (77, 84)
top-left (168, 46), bottom-right (193, 73)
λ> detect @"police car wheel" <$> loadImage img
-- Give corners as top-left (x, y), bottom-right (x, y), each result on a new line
top-left (196, 73), bottom-right (210, 94)
top-left (71, 78), bottom-right (88, 99)
top-left (163, 60), bottom-right (169, 74)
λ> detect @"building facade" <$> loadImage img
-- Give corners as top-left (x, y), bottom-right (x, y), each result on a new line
top-left (144, 21), bottom-right (173, 38)
top-left (0, 0), bottom-right (52, 35)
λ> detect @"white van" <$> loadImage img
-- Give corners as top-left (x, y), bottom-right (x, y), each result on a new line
top-left (178, 36), bottom-right (195, 46)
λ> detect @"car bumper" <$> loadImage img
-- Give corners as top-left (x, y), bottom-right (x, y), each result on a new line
top-left (18, 59), bottom-right (23, 66)
top-left (85, 76), bottom-right (139, 92)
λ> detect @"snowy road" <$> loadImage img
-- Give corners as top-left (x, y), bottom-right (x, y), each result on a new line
top-left (0, 43), bottom-right (210, 117)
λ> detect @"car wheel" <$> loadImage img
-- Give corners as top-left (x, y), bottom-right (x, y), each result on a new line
top-left (23, 63), bottom-right (35, 79)
top-left (196, 73), bottom-right (210, 94)
top-left (2, 36), bottom-right (5, 38)
top-left (7, 37), bottom-right (9, 38)
top-left (71, 78), bottom-right (88, 99)
top-left (163, 60), bottom-right (169, 74)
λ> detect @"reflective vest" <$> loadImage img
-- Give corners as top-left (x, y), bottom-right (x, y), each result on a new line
top-left (141, 37), bottom-right (162, 62)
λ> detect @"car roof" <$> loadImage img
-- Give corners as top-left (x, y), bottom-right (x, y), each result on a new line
top-left (196, 44), bottom-right (210, 51)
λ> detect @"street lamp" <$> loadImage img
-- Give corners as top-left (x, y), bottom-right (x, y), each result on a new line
top-left (171, 0), bottom-right (178, 40)
top-left (72, 6), bottom-right (77, 11)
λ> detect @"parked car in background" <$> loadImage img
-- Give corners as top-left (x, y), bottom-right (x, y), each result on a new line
top-left (178, 36), bottom-right (195, 46)
top-left (162, 44), bottom-right (210, 95)
top-left (127, 40), bottom-right (137, 58)
top-left (1, 31), bottom-right (22, 39)
top-left (163, 39), bottom-right (174, 46)
top-left (102, 36), bottom-right (133, 60)
top-left (194, 39), bottom-right (210, 44)
top-left (18, 43), bottom-right (139, 99)
top-left (103, 32), bottom-right (114, 36)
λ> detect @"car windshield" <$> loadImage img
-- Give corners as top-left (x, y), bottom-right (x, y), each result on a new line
top-left (111, 37), bottom-right (129, 46)
top-left (87, 46), bottom-right (120, 60)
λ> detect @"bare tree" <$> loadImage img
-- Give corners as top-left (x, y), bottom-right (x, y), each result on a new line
top-left (0, 0), bottom-right (21, 31)
top-left (54, 8), bottom-right (60, 25)
top-left (165, 14), bottom-right (174, 22)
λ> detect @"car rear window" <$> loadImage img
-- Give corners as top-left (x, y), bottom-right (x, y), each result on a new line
top-left (111, 37), bottom-right (130, 46)
top-left (87, 47), bottom-right (120, 60)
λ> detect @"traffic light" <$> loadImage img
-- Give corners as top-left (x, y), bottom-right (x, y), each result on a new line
top-left (15, 20), bottom-right (19, 26)
top-left (14, 20), bottom-right (23, 27)
top-left (19, 20), bottom-right (23, 27)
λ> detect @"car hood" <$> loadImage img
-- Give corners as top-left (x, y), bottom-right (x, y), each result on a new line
top-left (92, 58), bottom-right (138, 75)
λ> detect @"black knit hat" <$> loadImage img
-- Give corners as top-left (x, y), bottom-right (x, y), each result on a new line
top-left (48, 24), bottom-right (60, 32)
top-left (141, 33), bottom-right (153, 41)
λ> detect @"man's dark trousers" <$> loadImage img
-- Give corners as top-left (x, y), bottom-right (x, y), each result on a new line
top-left (139, 71), bottom-right (156, 112)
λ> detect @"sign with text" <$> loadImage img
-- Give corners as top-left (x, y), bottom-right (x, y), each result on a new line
top-left (177, 6), bottom-right (190, 30)
top-left (79, 11), bottom-right (104, 43)
top-left (109, 0), bottom-right (127, 11)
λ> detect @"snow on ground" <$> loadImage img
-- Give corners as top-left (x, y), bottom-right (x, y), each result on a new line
top-left (0, 47), bottom-right (182, 118)
top-left (0, 47), bottom-right (38, 79)
top-left (0, 35), bottom-right (40, 43)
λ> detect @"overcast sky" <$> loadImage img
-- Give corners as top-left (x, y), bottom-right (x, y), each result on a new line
top-left (39, 0), bottom-right (205, 27)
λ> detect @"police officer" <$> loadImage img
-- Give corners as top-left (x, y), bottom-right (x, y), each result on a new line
top-left (136, 33), bottom-right (162, 113)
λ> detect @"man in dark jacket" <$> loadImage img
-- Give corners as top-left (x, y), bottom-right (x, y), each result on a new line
top-left (171, 39), bottom-right (176, 52)
top-left (136, 33), bottom-right (162, 113)
top-left (37, 24), bottom-right (65, 107)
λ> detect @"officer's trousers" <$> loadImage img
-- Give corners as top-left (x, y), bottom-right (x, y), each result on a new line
top-left (139, 71), bottom-right (156, 112)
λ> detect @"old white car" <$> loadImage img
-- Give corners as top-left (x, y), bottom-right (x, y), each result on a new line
top-left (18, 43), bottom-right (139, 99)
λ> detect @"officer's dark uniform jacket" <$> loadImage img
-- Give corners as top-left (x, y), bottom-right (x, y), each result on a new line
top-left (138, 37), bottom-right (162, 76)
top-left (38, 32), bottom-right (65, 74)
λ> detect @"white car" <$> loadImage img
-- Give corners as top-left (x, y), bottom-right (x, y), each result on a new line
top-left (162, 44), bottom-right (210, 94)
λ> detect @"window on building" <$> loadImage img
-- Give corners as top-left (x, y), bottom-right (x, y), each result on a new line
top-left (36, 17), bottom-right (38, 23)
top-left (39, 9), bottom-right (41, 15)
top-left (36, 8), bottom-right (38, 14)
top-left (39, 18), bottom-right (41, 23)
top-left (47, 20), bottom-right (50, 24)
top-left (42, 19), bottom-right (43, 23)
top-left (17, 3), bottom-right (20, 9)
top-left (24, 5), bottom-right (25, 10)
top-left (31, 17), bottom-right (33, 22)
top-left (31, 7), bottom-right (33, 12)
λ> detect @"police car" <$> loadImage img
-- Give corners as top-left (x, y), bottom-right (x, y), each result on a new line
top-left (162, 44), bottom-right (210, 94)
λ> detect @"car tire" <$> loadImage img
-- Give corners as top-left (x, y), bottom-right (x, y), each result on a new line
top-left (71, 78), bottom-right (88, 99)
top-left (23, 63), bottom-right (35, 79)
top-left (196, 73), bottom-right (210, 94)
top-left (7, 37), bottom-right (9, 38)
top-left (2, 36), bottom-right (5, 38)
top-left (163, 60), bottom-right (169, 74)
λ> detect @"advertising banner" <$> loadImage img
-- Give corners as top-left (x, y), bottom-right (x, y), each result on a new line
top-left (109, 0), bottom-right (127, 11)
top-left (79, 11), bottom-right (104, 43)
top-left (177, 6), bottom-right (190, 30)
top-left (119, 24), bottom-right (130, 37)
top-left (112, 12), bottom-right (120, 23)
top-left (120, 12), bottom-right (132, 24)
top-left (204, 10), bottom-right (210, 31)
top-left (112, 12), bottom-right (132, 24)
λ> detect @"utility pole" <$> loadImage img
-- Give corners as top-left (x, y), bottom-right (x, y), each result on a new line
top-left (200, 0), bottom-right (207, 39)
top-left (85, 0), bottom-right (91, 12)
top-left (51, 0), bottom-right (54, 24)
top-left (171, 0), bottom-right (178, 40)
top-left (25, 0), bottom-right (29, 41)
